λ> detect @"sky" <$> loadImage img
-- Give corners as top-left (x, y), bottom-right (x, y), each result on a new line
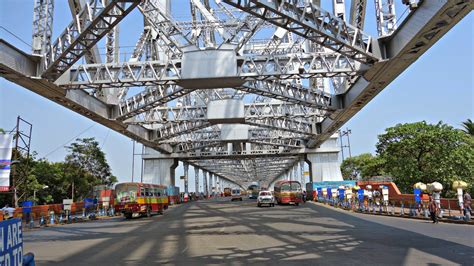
top-left (0, 1), bottom-right (473, 192)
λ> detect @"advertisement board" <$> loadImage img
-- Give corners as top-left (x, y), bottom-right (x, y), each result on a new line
top-left (0, 218), bottom-right (23, 265)
top-left (0, 134), bottom-right (14, 192)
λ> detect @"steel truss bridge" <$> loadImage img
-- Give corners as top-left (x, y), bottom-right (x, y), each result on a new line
top-left (0, 0), bottom-right (472, 190)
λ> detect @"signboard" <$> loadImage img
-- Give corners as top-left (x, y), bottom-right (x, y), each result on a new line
top-left (0, 218), bottom-right (23, 265)
top-left (21, 201), bottom-right (32, 214)
top-left (0, 134), bottom-right (14, 192)
top-left (338, 189), bottom-right (345, 200)
top-left (382, 188), bottom-right (389, 201)
top-left (317, 188), bottom-right (322, 197)
top-left (313, 181), bottom-right (356, 189)
top-left (84, 198), bottom-right (94, 208)
top-left (327, 188), bottom-right (331, 198)
top-left (358, 189), bottom-right (364, 201)
top-left (414, 189), bottom-right (421, 203)
top-left (63, 199), bottom-right (73, 211)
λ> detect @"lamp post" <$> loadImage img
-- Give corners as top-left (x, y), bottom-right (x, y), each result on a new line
top-left (33, 185), bottom-right (49, 206)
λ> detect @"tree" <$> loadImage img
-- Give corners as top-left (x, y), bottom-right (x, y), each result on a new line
top-left (461, 119), bottom-right (474, 136)
top-left (376, 121), bottom-right (474, 196)
top-left (341, 153), bottom-right (384, 180)
top-left (65, 138), bottom-right (117, 185)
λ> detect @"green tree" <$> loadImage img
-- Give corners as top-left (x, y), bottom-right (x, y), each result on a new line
top-left (376, 121), bottom-right (474, 196)
top-left (65, 138), bottom-right (117, 199)
top-left (341, 153), bottom-right (384, 180)
top-left (461, 118), bottom-right (474, 136)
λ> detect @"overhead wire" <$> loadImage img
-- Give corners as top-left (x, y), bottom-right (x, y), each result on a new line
top-left (42, 124), bottom-right (95, 159)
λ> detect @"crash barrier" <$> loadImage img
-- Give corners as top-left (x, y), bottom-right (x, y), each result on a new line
top-left (314, 191), bottom-right (471, 222)
top-left (0, 218), bottom-right (36, 266)
top-left (0, 201), bottom-right (116, 229)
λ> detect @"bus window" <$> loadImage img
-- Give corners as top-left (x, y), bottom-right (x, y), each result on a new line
top-left (291, 182), bottom-right (301, 191)
top-left (145, 187), bottom-right (151, 197)
top-left (281, 183), bottom-right (290, 192)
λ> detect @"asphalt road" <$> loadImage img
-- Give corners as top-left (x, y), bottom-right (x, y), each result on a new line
top-left (24, 198), bottom-right (473, 265)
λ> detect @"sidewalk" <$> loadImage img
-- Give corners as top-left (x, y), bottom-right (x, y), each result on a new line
top-left (308, 201), bottom-right (474, 225)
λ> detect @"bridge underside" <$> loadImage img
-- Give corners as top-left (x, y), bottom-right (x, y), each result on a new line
top-left (1, 0), bottom-right (471, 189)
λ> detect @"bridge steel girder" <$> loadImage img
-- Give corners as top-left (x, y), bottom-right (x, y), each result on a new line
top-left (59, 52), bottom-right (366, 89)
top-left (308, 0), bottom-right (473, 148)
top-left (221, 0), bottom-right (381, 64)
top-left (41, 0), bottom-right (140, 80)
top-left (0, 40), bottom-right (172, 155)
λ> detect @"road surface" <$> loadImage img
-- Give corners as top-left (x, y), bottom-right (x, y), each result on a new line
top-left (24, 198), bottom-right (473, 265)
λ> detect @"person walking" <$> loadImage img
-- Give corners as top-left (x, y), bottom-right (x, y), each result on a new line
top-left (428, 196), bottom-right (439, 224)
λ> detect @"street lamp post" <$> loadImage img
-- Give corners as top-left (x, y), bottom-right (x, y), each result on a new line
top-left (33, 185), bottom-right (49, 206)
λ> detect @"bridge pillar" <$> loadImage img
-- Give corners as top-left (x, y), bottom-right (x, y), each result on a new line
top-left (300, 160), bottom-right (305, 186)
top-left (305, 135), bottom-right (343, 182)
top-left (209, 173), bottom-right (213, 196)
top-left (142, 147), bottom-right (178, 186)
top-left (203, 171), bottom-right (208, 197)
top-left (194, 167), bottom-right (200, 193)
top-left (183, 162), bottom-right (189, 194)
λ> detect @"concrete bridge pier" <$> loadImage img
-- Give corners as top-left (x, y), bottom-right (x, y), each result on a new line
top-left (305, 135), bottom-right (343, 182)
top-left (183, 162), bottom-right (189, 194)
top-left (142, 147), bottom-right (178, 186)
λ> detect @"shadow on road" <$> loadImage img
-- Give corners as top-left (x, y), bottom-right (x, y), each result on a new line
top-left (25, 198), bottom-right (473, 265)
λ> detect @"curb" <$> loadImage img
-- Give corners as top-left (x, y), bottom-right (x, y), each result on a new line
top-left (308, 201), bottom-right (473, 225)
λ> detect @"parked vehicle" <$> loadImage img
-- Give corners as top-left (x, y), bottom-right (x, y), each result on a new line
top-left (231, 188), bottom-right (243, 201)
top-left (224, 187), bottom-right (231, 197)
top-left (115, 183), bottom-right (168, 219)
top-left (274, 180), bottom-right (303, 206)
top-left (248, 184), bottom-right (260, 199)
top-left (167, 186), bottom-right (180, 205)
top-left (257, 191), bottom-right (275, 207)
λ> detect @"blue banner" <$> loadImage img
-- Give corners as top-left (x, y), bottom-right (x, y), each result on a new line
top-left (317, 188), bottom-right (322, 197)
top-left (414, 189), bottom-right (421, 203)
top-left (313, 181), bottom-right (356, 189)
top-left (358, 189), bottom-right (364, 201)
top-left (0, 218), bottom-right (23, 265)
top-left (339, 189), bottom-right (345, 200)
top-left (84, 198), bottom-right (95, 208)
top-left (21, 201), bottom-right (32, 214)
top-left (327, 188), bottom-right (332, 198)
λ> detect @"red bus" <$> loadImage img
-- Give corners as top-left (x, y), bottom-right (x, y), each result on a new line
top-left (274, 180), bottom-right (303, 205)
top-left (115, 183), bottom-right (169, 219)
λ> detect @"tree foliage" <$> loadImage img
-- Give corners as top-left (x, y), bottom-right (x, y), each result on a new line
top-left (461, 118), bottom-right (474, 136)
top-left (341, 153), bottom-right (384, 180)
top-left (65, 138), bottom-right (117, 187)
top-left (0, 137), bottom-right (117, 206)
top-left (376, 121), bottom-right (474, 196)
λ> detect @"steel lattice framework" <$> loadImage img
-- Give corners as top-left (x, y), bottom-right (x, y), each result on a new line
top-left (1, 0), bottom-right (472, 187)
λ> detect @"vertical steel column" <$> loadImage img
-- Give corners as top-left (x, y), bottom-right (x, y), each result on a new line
top-left (184, 162), bottom-right (189, 194)
top-left (32, 0), bottom-right (54, 55)
top-left (293, 166), bottom-right (298, 184)
top-left (195, 167), bottom-right (200, 193)
top-left (300, 160), bottom-right (305, 185)
top-left (208, 173), bottom-right (213, 197)
top-left (203, 171), bottom-right (208, 198)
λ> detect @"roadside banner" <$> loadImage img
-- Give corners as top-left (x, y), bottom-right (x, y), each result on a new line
top-left (358, 189), bottom-right (364, 201)
top-left (414, 189), bottom-right (421, 203)
top-left (0, 218), bottom-right (23, 265)
top-left (0, 134), bottom-right (14, 192)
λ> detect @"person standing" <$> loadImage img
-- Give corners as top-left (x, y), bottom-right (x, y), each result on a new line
top-left (463, 191), bottom-right (472, 217)
top-left (428, 196), bottom-right (439, 224)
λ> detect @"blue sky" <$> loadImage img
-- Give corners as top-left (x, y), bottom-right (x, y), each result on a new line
top-left (0, 1), bottom-right (473, 191)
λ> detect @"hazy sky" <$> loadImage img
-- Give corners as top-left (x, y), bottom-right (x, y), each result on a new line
top-left (0, 1), bottom-right (473, 191)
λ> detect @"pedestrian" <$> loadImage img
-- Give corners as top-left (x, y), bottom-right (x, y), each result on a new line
top-left (2, 204), bottom-right (15, 220)
top-left (428, 196), bottom-right (439, 224)
top-left (463, 191), bottom-right (472, 217)
top-left (302, 191), bottom-right (306, 203)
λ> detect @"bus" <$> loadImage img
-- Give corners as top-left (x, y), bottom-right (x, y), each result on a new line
top-left (274, 180), bottom-right (303, 205)
top-left (115, 183), bottom-right (169, 219)
top-left (247, 184), bottom-right (260, 199)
